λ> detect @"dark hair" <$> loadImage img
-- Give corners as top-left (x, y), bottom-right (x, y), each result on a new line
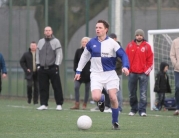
top-left (31, 41), bottom-right (36, 44)
top-left (109, 33), bottom-right (117, 39)
top-left (97, 20), bottom-right (109, 29)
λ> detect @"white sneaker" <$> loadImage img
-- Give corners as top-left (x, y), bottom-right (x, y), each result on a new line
top-left (37, 105), bottom-right (48, 110)
top-left (56, 105), bottom-right (62, 110)
top-left (141, 112), bottom-right (147, 117)
top-left (128, 112), bottom-right (135, 116)
top-left (104, 108), bottom-right (112, 113)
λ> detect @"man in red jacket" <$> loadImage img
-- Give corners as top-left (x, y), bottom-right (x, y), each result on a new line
top-left (126, 29), bottom-right (153, 117)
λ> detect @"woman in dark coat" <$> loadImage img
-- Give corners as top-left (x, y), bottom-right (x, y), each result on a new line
top-left (70, 37), bottom-right (91, 110)
top-left (154, 62), bottom-right (171, 110)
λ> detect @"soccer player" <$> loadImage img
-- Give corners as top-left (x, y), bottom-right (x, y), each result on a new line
top-left (74, 20), bottom-right (129, 130)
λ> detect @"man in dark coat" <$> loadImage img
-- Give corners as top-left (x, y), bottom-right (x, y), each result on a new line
top-left (20, 41), bottom-right (38, 104)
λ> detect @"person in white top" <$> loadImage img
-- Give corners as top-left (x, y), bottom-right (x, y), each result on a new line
top-left (74, 20), bottom-right (129, 130)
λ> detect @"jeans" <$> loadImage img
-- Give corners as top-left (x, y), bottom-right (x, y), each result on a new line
top-left (74, 80), bottom-right (90, 103)
top-left (128, 73), bottom-right (148, 115)
top-left (174, 71), bottom-right (179, 110)
top-left (156, 93), bottom-right (165, 110)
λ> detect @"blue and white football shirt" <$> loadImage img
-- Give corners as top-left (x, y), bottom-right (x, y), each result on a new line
top-left (76, 36), bottom-right (129, 73)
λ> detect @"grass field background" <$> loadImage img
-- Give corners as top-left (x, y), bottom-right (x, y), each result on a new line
top-left (0, 98), bottom-right (178, 138)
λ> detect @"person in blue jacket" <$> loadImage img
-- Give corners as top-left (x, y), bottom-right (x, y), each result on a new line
top-left (0, 53), bottom-right (7, 93)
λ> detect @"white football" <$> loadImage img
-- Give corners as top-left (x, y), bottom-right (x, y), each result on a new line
top-left (77, 115), bottom-right (92, 130)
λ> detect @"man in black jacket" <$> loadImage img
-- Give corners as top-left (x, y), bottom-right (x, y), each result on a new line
top-left (20, 41), bottom-right (38, 104)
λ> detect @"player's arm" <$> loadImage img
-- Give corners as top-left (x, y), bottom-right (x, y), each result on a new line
top-left (115, 46), bottom-right (130, 76)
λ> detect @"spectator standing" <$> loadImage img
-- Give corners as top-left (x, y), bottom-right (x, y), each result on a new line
top-left (70, 37), bottom-right (91, 110)
top-left (36, 26), bottom-right (64, 111)
top-left (126, 29), bottom-right (153, 117)
top-left (170, 37), bottom-right (179, 115)
top-left (20, 42), bottom-right (39, 104)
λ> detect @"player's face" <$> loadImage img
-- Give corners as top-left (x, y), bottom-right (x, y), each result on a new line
top-left (81, 39), bottom-right (88, 48)
top-left (30, 43), bottom-right (37, 52)
top-left (95, 23), bottom-right (108, 37)
top-left (135, 34), bottom-right (144, 42)
top-left (44, 27), bottom-right (53, 37)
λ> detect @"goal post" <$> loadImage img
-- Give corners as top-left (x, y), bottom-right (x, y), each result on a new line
top-left (148, 29), bottom-right (179, 110)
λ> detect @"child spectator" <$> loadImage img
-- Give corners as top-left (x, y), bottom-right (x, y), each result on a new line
top-left (153, 62), bottom-right (171, 110)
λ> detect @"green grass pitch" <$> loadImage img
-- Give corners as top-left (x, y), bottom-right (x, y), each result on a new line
top-left (0, 98), bottom-right (178, 138)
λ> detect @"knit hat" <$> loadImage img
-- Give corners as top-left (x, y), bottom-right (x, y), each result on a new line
top-left (135, 29), bottom-right (144, 37)
top-left (109, 33), bottom-right (117, 39)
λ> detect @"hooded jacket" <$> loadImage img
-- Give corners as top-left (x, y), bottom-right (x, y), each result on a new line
top-left (154, 62), bottom-right (171, 93)
top-left (126, 39), bottom-right (153, 75)
top-left (36, 35), bottom-right (63, 67)
top-left (20, 48), bottom-right (37, 80)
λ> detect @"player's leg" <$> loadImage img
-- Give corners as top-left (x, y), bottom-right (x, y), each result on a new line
top-left (106, 72), bottom-right (119, 130)
top-left (91, 89), bottom-right (105, 112)
top-left (90, 72), bottom-right (105, 112)
top-left (108, 88), bottom-right (119, 130)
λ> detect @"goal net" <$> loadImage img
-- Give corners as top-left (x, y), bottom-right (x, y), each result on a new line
top-left (148, 29), bottom-right (179, 110)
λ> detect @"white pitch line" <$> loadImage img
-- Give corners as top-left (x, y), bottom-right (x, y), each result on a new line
top-left (6, 105), bottom-right (175, 117)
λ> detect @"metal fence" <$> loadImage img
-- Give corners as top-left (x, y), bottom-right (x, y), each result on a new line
top-left (1, 0), bottom-right (179, 101)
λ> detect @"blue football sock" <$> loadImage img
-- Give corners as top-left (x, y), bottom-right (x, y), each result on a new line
top-left (111, 108), bottom-right (119, 123)
top-left (99, 94), bottom-right (105, 102)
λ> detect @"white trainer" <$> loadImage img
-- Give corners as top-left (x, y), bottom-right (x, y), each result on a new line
top-left (56, 105), bottom-right (62, 111)
top-left (141, 112), bottom-right (147, 117)
top-left (104, 108), bottom-right (112, 113)
top-left (37, 105), bottom-right (48, 110)
top-left (128, 112), bottom-right (135, 116)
